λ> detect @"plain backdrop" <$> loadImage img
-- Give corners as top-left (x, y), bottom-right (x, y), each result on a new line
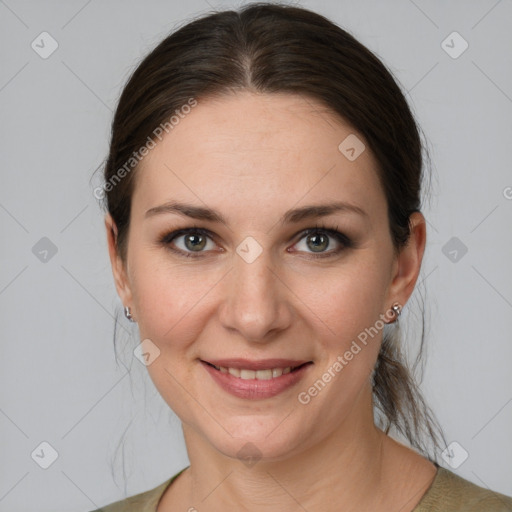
top-left (0, 0), bottom-right (511, 511)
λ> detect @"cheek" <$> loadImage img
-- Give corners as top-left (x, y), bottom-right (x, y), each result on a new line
top-left (129, 256), bottom-right (216, 422)
top-left (299, 259), bottom-right (390, 340)
top-left (293, 267), bottom-right (388, 425)
top-left (130, 251), bottom-right (221, 342)
top-left (293, 257), bottom-right (391, 397)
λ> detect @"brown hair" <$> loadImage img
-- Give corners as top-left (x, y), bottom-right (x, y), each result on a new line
top-left (98, 2), bottom-right (446, 462)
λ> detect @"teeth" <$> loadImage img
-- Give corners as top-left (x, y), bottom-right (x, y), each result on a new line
top-left (221, 366), bottom-right (293, 380)
top-left (240, 369), bottom-right (256, 379)
top-left (254, 369), bottom-right (272, 380)
top-left (228, 367), bottom-right (241, 377)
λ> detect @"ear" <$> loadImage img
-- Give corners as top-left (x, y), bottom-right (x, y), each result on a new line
top-left (105, 212), bottom-right (133, 308)
top-left (386, 211), bottom-right (426, 311)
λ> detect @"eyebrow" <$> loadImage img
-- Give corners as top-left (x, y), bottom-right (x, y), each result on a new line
top-left (145, 200), bottom-right (368, 224)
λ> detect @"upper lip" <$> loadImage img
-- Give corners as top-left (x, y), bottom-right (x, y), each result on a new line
top-left (201, 358), bottom-right (312, 370)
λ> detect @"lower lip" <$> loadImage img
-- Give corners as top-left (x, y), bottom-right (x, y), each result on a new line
top-left (201, 361), bottom-right (312, 400)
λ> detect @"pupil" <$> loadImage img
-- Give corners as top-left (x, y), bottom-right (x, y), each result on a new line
top-left (185, 234), bottom-right (206, 251)
top-left (308, 233), bottom-right (328, 252)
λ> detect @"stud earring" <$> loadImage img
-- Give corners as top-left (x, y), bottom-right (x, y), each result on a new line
top-left (391, 302), bottom-right (402, 322)
top-left (124, 305), bottom-right (136, 323)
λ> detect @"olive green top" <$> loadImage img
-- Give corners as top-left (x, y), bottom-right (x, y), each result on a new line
top-left (89, 463), bottom-right (512, 511)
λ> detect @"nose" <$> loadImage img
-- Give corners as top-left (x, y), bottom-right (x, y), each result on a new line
top-left (218, 248), bottom-right (293, 342)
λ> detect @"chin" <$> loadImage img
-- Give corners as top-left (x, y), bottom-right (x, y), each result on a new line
top-left (202, 417), bottom-right (309, 465)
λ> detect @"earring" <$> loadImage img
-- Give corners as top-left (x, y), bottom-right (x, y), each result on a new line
top-left (391, 302), bottom-right (402, 322)
top-left (124, 305), bottom-right (136, 323)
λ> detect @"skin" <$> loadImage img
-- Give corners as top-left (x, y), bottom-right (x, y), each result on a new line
top-left (105, 91), bottom-right (437, 511)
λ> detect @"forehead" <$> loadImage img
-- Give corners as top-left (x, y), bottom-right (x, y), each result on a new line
top-left (132, 91), bottom-right (386, 222)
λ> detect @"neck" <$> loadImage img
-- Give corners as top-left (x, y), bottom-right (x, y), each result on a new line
top-left (178, 385), bottom-right (395, 511)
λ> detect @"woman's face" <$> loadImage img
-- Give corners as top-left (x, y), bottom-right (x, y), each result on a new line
top-left (107, 92), bottom-right (424, 462)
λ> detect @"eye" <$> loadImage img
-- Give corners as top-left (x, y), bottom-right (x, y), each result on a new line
top-left (159, 225), bottom-right (352, 259)
top-left (159, 227), bottom-right (218, 258)
top-left (292, 225), bottom-right (351, 258)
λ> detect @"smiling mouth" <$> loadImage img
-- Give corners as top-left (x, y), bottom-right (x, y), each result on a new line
top-left (201, 361), bottom-right (313, 380)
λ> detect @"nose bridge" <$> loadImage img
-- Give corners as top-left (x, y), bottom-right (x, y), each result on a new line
top-left (219, 246), bottom-right (290, 341)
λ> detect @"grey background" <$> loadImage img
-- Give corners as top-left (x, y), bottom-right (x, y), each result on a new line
top-left (1, 0), bottom-right (511, 510)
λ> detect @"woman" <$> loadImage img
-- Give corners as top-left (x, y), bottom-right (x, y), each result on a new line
top-left (92, 3), bottom-right (512, 511)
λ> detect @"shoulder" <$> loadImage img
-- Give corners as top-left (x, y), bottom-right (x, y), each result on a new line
top-left (415, 466), bottom-right (512, 511)
top-left (87, 468), bottom-right (188, 512)
top-left (86, 480), bottom-right (171, 512)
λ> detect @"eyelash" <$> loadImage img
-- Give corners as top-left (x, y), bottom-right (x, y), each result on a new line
top-left (158, 224), bottom-right (353, 260)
